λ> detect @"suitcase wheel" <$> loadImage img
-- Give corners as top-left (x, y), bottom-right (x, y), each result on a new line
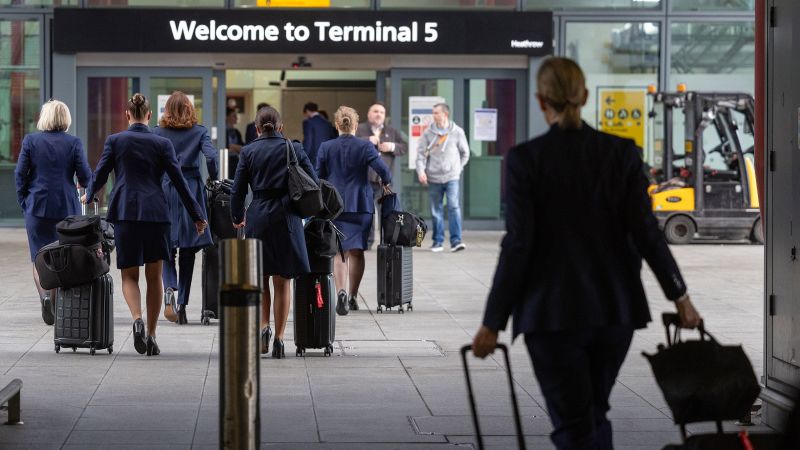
top-left (296, 347), bottom-right (305, 357)
top-left (407, 304), bottom-right (413, 312)
top-left (202, 315), bottom-right (211, 326)
top-left (55, 344), bottom-right (60, 354)
top-left (89, 346), bottom-right (96, 356)
top-left (377, 305), bottom-right (383, 313)
top-left (72, 347), bottom-right (77, 353)
top-left (107, 346), bottom-right (113, 355)
top-left (324, 345), bottom-right (333, 357)
top-left (398, 306), bottom-right (405, 314)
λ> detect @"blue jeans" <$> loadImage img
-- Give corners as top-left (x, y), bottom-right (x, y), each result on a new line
top-left (162, 246), bottom-right (201, 305)
top-left (427, 180), bottom-right (462, 247)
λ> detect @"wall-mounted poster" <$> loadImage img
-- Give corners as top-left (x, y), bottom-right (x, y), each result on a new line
top-left (408, 96), bottom-right (445, 170)
top-left (473, 108), bottom-right (498, 142)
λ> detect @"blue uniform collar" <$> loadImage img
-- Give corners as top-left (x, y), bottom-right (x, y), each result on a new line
top-left (253, 131), bottom-right (284, 142)
top-left (128, 123), bottom-right (151, 132)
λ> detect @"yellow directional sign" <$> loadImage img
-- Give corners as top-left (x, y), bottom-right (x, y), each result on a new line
top-left (256, 0), bottom-right (331, 6)
top-left (597, 87), bottom-right (647, 150)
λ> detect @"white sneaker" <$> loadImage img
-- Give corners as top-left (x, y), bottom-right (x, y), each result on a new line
top-left (431, 244), bottom-right (444, 253)
top-left (451, 242), bottom-right (466, 253)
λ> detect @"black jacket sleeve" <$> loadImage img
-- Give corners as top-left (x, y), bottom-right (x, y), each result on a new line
top-left (622, 141), bottom-right (687, 301)
top-left (481, 146), bottom-right (536, 331)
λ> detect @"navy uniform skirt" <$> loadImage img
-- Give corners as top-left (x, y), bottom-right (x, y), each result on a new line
top-left (333, 212), bottom-right (372, 252)
top-left (24, 214), bottom-right (61, 262)
top-left (245, 197), bottom-right (309, 279)
top-left (114, 221), bottom-right (171, 269)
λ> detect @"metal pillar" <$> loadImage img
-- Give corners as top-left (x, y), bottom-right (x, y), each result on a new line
top-left (219, 238), bottom-right (262, 450)
top-left (219, 148), bottom-right (229, 180)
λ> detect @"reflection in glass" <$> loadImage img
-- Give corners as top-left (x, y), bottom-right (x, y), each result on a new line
top-left (87, 77), bottom-right (139, 207)
top-left (526, 0), bottom-right (660, 9)
top-left (382, 0), bottom-right (514, 9)
top-left (86, 0), bottom-right (222, 6)
top-left (672, 0), bottom-right (753, 11)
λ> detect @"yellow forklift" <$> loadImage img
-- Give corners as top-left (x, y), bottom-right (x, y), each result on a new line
top-left (647, 86), bottom-right (761, 244)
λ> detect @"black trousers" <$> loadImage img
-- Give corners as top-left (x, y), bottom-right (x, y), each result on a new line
top-left (525, 325), bottom-right (634, 450)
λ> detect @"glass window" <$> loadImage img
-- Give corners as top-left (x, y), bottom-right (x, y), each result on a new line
top-left (526, 0), bottom-right (660, 10)
top-left (672, 0), bottom-right (753, 11)
top-left (86, 0), bottom-right (223, 7)
top-left (381, 0), bottom-right (515, 9)
top-left (0, 0), bottom-right (75, 6)
top-left (236, 0), bottom-right (369, 7)
top-left (0, 19), bottom-right (40, 220)
top-left (565, 22), bottom-right (659, 159)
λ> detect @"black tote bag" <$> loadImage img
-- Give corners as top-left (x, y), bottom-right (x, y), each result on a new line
top-left (285, 140), bottom-right (323, 218)
top-left (643, 315), bottom-right (760, 425)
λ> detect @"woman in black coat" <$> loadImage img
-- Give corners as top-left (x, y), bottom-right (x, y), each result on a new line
top-left (471, 58), bottom-right (702, 449)
top-left (230, 106), bottom-right (319, 359)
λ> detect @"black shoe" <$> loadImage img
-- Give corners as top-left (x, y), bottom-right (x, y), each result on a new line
top-left (41, 293), bottom-right (55, 325)
top-left (261, 326), bottom-right (273, 355)
top-left (336, 290), bottom-right (349, 316)
top-left (271, 338), bottom-right (285, 359)
top-left (132, 319), bottom-right (147, 355)
top-left (163, 288), bottom-right (178, 323)
top-left (348, 294), bottom-right (359, 311)
top-left (146, 336), bottom-right (160, 356)
top-left (177, 305), bottom-right (188, 325)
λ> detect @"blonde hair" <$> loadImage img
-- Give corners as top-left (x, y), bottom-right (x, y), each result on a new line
top-left (334, 106), bottom-right (358, 134)
top-left (536, 57), bottom-right (587, 130)
top-left (37, 100), bottom-right (72, 132)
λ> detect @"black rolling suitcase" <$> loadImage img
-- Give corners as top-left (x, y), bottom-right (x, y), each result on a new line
top-left (293, 270), bottom-right (336, 357)
top-left (376, 244), bottom-right (413, 313)
top-left (200, 180), bottom-right (236, 325)
top-left (54, 273), bottom-right (114, 355)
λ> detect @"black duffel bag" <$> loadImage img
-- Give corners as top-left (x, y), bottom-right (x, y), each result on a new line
top-left (57, 215), bottom-right (103, 247)
top-left (206, 179), bottom-right (237, 240)
top-left (316, 179), bottom-right (343, 221)
top-left (304, 218), bottom-right (345, 261)
top-left (643, 313), bottom-right (760, 426)
top-left (382, 211), bottom-right (428, 247)
top-left (35, 241), bottom-right (110, 290)
top-left (285, 139), bottom-right (323, 217)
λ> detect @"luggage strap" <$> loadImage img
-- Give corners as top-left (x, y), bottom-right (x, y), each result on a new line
top-left (390, 214), bottom-right (403, 246)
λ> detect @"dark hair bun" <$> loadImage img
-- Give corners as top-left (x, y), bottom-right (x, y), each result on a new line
top-left (132, 93), bottom-right (146, 106)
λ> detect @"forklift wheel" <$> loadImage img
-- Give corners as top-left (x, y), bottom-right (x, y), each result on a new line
top-left (751, 217), bottom-right (764, 245)
top-left (664, 215), bottom-right (696, 245)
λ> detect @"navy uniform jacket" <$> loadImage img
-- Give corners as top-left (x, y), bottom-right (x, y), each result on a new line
top-left (316, 134), bottom-right (392, 214)
top-left (87, 123), bottom-right (204, 224)
top-left (302, 114), bottom-right (337, 167)
top-left (14, 131), bottom-right (92, 219)
top-left (152, 125), bottom-right (217, 248)
top-left (482, 123), bottom-right (687, 336)
top-left (230, 133), bottom-right (319, 278)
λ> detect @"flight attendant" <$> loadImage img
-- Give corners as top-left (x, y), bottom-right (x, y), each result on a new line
top-left (153, 91), bottom-right (217, 325)
top-left (231, 106), bottom-right (318, 359)
top-left (15, 100), bottom-right (92, 325)
top-left (86, 93), bottom-right (207, 356)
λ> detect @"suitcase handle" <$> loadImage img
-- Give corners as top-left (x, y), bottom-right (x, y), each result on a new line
top-left (460, 343), bottom-right (526, 450)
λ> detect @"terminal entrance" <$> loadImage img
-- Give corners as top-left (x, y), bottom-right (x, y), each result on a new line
top-left (73, 65), bottom-right (528, 226)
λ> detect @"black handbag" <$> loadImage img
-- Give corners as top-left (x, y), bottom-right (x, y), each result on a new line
top-left (285, 140), bottom-right (323, 217)
top-left (206, 179), bottom-right (237, 240)
top-left (316, 179), bottom-right (343, 221)
top-left (304, 218), bottom-right (345, 261)
top-left (35, 241), bottom-right (110, 290)
top-left (57, 215), bottom-right (104, 247)
top-left (643, 313), bottom-right (760, 427)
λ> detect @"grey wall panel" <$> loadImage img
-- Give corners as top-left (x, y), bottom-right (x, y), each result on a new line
top-left (52, 53), bottom-right (77, 136)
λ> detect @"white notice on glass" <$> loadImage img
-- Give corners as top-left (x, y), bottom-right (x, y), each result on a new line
top-left (473, 108), bottom-right (498, 142)
top-left (158, 94), bottom-right (195, 120)
top-left (408, 96), bottom-right (446, 169)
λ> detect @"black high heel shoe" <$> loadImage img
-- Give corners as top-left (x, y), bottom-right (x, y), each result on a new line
top-left (163, 288), bottom-right (178, 323)
top-left (41, 292), bottom-right (55, 325)
top-left (132, 319), bottom-right (146, 355)
top-left (177, 305), bottom-right (188, 325)
top-left (146, 336), bottom-right (160, 356)
top-left (336, 290), bottom-right (349, 316)
top-left (271, 338), bottom-right (285, 359)
top-left (261, 326), bottom-right (273, 355)
top-left (348, 294), bottom-right (359, 311)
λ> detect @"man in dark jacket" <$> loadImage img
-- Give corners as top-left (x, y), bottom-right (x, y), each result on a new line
top-left (356, 102), bottom-right (407, 248)
top-left (245, 102), bottom-right (270, 144)
top-left (302, 102), bottom-right (337, 167)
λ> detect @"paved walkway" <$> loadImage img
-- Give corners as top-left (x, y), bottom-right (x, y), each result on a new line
top-left (0, 229), bottom-right (768, 449)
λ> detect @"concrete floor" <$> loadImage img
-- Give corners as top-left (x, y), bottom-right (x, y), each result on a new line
top-left (0, 229), bottom-right (769, 449)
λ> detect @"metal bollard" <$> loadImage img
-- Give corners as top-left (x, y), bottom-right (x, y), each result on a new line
top-left (219, 148), bottom-right (229, 180)
top-left (219, 238), bottom-right (262, 450)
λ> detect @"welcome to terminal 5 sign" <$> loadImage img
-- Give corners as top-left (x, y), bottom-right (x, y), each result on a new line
top-left (53, 9), bottom-right (552, 56)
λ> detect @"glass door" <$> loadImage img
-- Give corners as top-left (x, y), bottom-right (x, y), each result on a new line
top-left (390, 69), bottom-right (527, 224)
top-left (77, 68), bottom-right (217, 209)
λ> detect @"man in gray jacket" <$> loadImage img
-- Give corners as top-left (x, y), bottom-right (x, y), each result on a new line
top-left (416, 103), bottom-right (470, 252)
